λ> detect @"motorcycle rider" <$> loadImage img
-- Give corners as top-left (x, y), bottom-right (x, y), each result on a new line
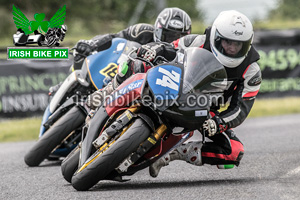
top-left (73, 7), bottom-right (192, 65)
top-left (82, 7), bottom-right (192, 109)
top-left (49, 7), bottom-right (191, 105)
top-left (86, 10), bottom-right (261, 178)
top-left (137, 10), bottom-right (262, 177)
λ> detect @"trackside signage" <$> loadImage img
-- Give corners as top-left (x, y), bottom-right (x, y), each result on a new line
top-left (7, 47), bottom-right (69, 60)
top-left (0, 59), bottom-right (71, 118)
top-left (256, 44), bottom-right (300, 98)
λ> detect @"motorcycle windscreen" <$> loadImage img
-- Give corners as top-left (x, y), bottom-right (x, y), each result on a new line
top-left (160, 48), bottom-right (228, 130)
top-left (182, 48), bottom-right (227, 94)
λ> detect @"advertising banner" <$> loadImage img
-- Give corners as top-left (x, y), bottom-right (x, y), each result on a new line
top-left (2, 28), bottom-right (300, 117)
top-left (0, 60), bottom-right (71, 118)
top-left (256, 44), bottom-right (300, 98)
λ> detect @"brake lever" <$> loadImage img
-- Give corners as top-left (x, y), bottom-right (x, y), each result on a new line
top-left (152, 55), bottom-right (169, 65)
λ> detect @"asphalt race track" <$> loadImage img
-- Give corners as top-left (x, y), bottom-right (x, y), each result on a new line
top-left (1, 114), bottom-right (300, 200)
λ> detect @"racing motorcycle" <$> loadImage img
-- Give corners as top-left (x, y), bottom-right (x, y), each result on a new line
top-left (64, 47), bottom-right (228, 191)
top-left (24, 38), bottom-right (141, 167)
top-left (44, 25), bottom-right (67, 46)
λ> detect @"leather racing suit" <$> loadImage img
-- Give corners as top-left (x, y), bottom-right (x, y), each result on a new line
top-left (73, 23), bottom-right (155, 70)
top-left (169, 27), bottom-right (262, 166)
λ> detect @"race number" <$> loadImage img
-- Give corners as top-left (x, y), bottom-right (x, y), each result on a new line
top-left (99, 63), bottom-right (118, 79)
top-left (156, 67), bottom-right (180, 91)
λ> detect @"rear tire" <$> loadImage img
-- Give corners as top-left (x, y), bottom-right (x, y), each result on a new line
top-left (61, 145), bottom-right (80, 183)
top-left (24, 106), bottom-right (85, 167)
top-left (71, 118), bottom-right (151, 191)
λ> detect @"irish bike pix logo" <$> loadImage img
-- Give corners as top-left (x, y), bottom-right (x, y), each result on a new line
top-left (8, 5), bottom-right (69, 60)
top-left (12, 5), bottom-right (67, 47)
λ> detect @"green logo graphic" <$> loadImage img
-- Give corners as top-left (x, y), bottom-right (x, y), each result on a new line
top-left (12, 5), bottom-right (66, 35)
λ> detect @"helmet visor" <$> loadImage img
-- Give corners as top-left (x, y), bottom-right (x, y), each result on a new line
top-left (214, 30), bottom-right (252, 58)
top-left (160, 28), bottom-right (189, 43)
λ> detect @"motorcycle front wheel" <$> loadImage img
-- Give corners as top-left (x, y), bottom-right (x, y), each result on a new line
top-left (24, 106), bottom-right (86, 167)
top-left (61, 145), bottom-right (80, 183)
top-left (71, 118), bottom-right (151, 191)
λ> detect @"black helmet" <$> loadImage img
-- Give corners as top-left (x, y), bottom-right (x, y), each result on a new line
top-left (154, 7), bottom-right (192, 43)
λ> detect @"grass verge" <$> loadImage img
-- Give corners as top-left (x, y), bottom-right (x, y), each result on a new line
top-left (0, 97), bottom-right (300, 143)
top-left (249, 97), bottom-right (300, 117)
top-left (0, 117), bottom-right (42, 142)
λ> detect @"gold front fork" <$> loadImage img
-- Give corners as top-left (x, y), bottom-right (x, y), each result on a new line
top-left (153, 124), bottom-right (167, 140)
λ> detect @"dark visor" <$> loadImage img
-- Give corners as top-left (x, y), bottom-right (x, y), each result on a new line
top-left (161, 28), bottom-right (189, 43)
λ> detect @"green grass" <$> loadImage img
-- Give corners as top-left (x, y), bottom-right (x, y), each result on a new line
top-left (0, 117), bottom-right (42, 142)
top-left (249, 97), bottom-right (300, 117)
top-left (0, 97), bottom-right (300, 143)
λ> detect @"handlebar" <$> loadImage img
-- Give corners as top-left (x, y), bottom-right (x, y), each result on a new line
top-left (127, 49), bottom-right (169, 68)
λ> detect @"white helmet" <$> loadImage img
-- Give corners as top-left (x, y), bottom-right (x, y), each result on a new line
top-left (210, 10), bottom-right (253, 68)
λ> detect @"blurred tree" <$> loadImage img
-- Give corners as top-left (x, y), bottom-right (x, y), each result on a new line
top-left (129, 0), bottom-right (202, 25)
top-left (268, 0), bottom-right (300, 20)
top-left (0, 0), bottom-right (203, 38)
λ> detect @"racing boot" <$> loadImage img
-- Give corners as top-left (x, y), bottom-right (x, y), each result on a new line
top-left (149, 141), bottom-right (203, 177)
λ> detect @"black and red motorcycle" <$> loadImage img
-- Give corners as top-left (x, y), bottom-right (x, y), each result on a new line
top-left (62, 47), bottom-right (228, 191)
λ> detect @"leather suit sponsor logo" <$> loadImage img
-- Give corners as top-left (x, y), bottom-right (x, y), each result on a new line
top-left (248, 71), bottom-right (262, 86)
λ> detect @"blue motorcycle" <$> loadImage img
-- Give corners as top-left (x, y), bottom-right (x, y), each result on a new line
top-left (24, 38), bottom-right (140, 166)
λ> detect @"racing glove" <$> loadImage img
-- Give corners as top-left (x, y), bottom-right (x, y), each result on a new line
top-left (137, 42), bottom-right (176, 63)
top-left (137, 42), bottom-right (165, 62)
top-left (74, 40), bottom-right (97, 62)
top-left (203, 116), bottom-right (228, 137)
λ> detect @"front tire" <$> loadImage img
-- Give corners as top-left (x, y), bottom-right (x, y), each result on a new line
top-left (24, 106), bottom-right (85, 167)
top-left (71, 118), bottom-right (151, 191)
top-left (61, 145), bottom-right (80, 183)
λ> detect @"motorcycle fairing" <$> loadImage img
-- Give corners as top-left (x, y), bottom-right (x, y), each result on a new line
top-left (86, 38), bottom-right (127, 90)
top-left (147, 64), bottom-right (182, 100)
top-left (49, 70), bottom-right (80, 113)
top-left (105, 73), bottom-right (146, 116)
top-left (146, 64), bottom-right (184, 112)
top-left (39, 105), bottom-right (51, 137)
